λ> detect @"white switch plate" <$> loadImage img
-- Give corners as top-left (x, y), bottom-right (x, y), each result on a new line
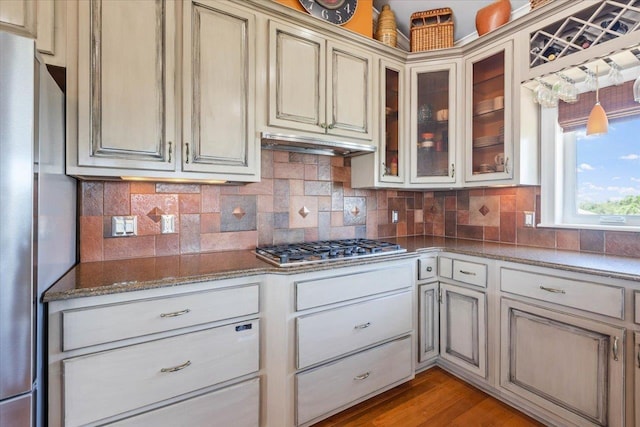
top-left (524, 211), bottom-right (535, 228)
top-left (112, 216), bottom-right (137, 236)
top-left (391, 210), bottom-right (399, 223)
top-left (161, 214), bottom-right (175, 234)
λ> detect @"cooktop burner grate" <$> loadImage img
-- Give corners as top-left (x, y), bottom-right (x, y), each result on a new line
top-left (254, 238), bottom-right (405, 267)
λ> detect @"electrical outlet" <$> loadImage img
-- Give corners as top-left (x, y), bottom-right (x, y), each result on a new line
top-left (391, 210), bottom-right (399, 224)
top-left (111, 216), bottom-right (137, 236)
top-left (161, 215), bottom-right (175, 234)
top-left (524, 211), bottom-right (535, 228)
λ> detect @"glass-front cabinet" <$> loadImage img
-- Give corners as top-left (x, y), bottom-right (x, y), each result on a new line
top-left (380, 59), bottom-right (404, 184)
top-left (351, 57), bottom-right (405, 188)
top-left (409, 61), bottom-right (459, 186)
top-left (465, 41), bottom-right (513, 183)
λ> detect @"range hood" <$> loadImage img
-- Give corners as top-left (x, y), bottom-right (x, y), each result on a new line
top-left (261, 132), bottom-right (376, 157)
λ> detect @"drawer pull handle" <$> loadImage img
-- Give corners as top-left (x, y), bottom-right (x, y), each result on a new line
top-left (539, 286), bottom-right (565, 294)
top-left (160, 360), bottom-right (191, 373)
top-left (612, 337), bottom-right (619, 362)
top-left (354, 322), bottom-right (371, 330)
top-left (354, 372), bottom-right (370, 381)
top-left (160, 309), bottom-right (191, 318)
top-left (637, 344), bottom-right (640, 368)
top-left (459, 270), bottom-right (476, 276)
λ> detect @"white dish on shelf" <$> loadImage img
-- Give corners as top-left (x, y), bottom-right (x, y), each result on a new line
top-left (473, 135), bottom-right (499, 147)
top-left (474, 99), bottom-right (494, 115)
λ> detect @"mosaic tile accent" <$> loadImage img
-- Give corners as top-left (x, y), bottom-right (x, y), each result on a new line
top-left (220, 195), bottom-right (256, 232)
top-left (344, 197), bottom-right (366, 226)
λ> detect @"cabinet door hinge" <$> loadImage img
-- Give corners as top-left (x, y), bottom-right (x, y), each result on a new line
top-left (438, 287), bottom-right (443, 304)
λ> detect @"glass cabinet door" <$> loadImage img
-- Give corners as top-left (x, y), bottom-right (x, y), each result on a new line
top-left (410, 62), bottom-right (457, 185)
top-left (466, 41), bottom-right (513, 182)
top-left (379, 59), bottom-right (403, 184)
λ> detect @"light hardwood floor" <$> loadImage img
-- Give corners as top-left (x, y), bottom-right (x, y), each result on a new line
top-left (312, 367), bottom-right (545, 426)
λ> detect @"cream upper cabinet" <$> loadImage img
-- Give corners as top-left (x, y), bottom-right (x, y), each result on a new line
top-left (182, 0), bottom-right (258, 179)
top-left (463, 36), bottom-right (539, 188)
top-left (351, 57), bottom-right (405, 188)
top-left (67, 0), bottom-right (260, 182)
top-left (464, 40), bottom-right (514, 184)
top-left (409, 60), bottom-right (460, 187)
top-left (74, 0), bottom-right (177, 172)
top-left (500, 298), bottom-right (625, 427)
top-left (268, 20), bottom-right (374, 142)
top-left (0, 0), bottom-right (36, 37)
top-left (0, 0), bottom-right (65, 66)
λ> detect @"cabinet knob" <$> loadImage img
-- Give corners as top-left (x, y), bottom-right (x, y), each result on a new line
top-left (320, 123), bottom-right (328, 129)
top-left (426, 266), bottom-right (433, 272)
top-left (327, 123), bottom-right (335, 129)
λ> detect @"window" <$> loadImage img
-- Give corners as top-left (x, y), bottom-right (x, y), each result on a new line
top-left (541, 79), bottom-right (640, 231)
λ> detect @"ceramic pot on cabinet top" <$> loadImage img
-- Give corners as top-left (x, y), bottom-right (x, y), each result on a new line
top-left (475, 0), bottom-right (511, 36)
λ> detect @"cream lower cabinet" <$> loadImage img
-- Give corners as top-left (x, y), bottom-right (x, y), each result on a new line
top-left (418, 282), bottom-right (439, 364)
top-left (439, 282), bottom-right (487, 379)
top-left (262, 259), bottom-right (416, 427)
top-left (68, 0), bottom-right (259, 182)
top-left (500, 298), bottom-right (625, 426)
top-left (47, 279), bottom-right (261, 427)
top-left (267, 20), bottom-right (374, 143)
top-left (636, 332), bottom-right (640, 427)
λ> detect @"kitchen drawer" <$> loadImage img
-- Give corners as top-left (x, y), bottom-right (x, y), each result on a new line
top-left (296, 336), bottom-right (412, 426)
top-left (418, 257), bottom-right (437, 281)
top-left (63, 320), bottom-right (259, 427)
top-left (297, 290), bottom-right (412, 369)
top-left (62, 283), bottom-right (259, 351)
top-left (296, 265), bottom-right (412, 311)
top-left (635, 291), bottom-right (640, 324)
top-left (108, 377), bottom-right (259, 427)
top-left (501, 268), bottom-right (624, 319)
top-left (452, 259), bottom-right (487, 288)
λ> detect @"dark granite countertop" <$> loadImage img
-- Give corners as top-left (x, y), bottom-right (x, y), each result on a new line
top-left (43, 236), bottom-right (640, 302)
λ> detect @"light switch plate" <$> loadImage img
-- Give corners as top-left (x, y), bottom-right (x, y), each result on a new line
top-left (112, 216), bottom-right (137, 237)
top-left (391, 210), bottom-right (399, 223)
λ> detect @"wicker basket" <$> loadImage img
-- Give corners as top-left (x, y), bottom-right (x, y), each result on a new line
top-left (410, 8), bottom-right (454, 52)
top-left (530, 0), bottom-right (552, 10)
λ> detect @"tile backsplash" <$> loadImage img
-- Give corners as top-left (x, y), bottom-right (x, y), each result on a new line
top-left (79, 152), bottom-right (640, 262)
top-left (79, 152), bottom-right (391, 262)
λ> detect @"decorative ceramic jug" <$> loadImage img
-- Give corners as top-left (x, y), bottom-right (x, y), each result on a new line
top-left (475, 0), bottom-right (511, 36)
top-left (375, 5), bottom-right (397, 47)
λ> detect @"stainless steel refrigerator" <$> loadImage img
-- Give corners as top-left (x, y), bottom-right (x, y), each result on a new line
top-left (0, 31), bottom-right (77, 427)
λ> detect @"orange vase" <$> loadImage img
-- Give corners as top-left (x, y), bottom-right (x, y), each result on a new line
top-left (475, 0), bottom-right (511, 36)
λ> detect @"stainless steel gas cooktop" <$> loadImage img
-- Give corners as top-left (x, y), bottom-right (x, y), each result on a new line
top-left (254, 238), bottom-right (406, 267)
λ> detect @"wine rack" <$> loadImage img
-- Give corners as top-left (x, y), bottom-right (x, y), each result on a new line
top-left (529, 0), bottom-right (640, 69)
